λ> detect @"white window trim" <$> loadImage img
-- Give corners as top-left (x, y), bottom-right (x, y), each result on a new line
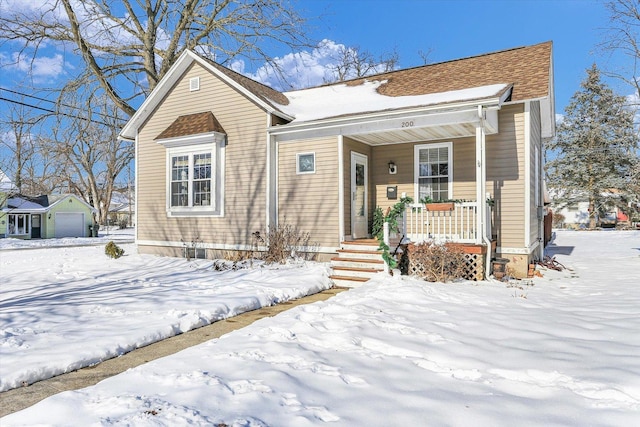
top-left (160, 132), bottom-right (225, 217)
top-left (296, 152), bottom-right (316, 174)
top-left (7, 213), bottom-right (31, 236)
top-left (414, 142), bottom-right (453, 202)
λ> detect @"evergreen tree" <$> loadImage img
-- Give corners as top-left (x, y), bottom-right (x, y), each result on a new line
top-left (546, 64), bottom-right (639, 228)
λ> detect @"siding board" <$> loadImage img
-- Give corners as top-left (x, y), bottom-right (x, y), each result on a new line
top-left (137, 62), bottom-right (269, 248)
top-left (278, 137), bottom-right (340, 248)
top-left (487, 104), bottom-right (525, 248)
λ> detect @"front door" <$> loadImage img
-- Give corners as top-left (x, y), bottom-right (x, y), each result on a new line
top-left (351, 152), bottom-right (368, 239)
top-left (31, 214), bottom-right (41, 239)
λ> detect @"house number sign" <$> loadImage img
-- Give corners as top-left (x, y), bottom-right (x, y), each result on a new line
top-left (401, 121), bottom-right (414, 128)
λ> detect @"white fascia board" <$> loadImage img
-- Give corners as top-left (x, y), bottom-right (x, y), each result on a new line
top-left (119, 50), bottom-right (195, 141)
top-left (543, 51), bottom-right (557, 139)
top-left (269, 98), bottom-right (502, 142)
top-left (2, 207), bottom-right (47, 213)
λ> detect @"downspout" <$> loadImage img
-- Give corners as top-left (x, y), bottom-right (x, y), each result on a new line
top-left (477, 106), bottom-right (493, 279)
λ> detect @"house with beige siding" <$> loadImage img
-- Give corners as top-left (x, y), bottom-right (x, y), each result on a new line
top-left (120, 41), bottom-right (555, 284)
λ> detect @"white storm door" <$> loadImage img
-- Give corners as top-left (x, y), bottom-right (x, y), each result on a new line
top-left (351, 152), bottom-right (368, 239)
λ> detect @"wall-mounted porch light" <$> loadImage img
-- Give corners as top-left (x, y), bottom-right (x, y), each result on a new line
top-left (388, 161), bottom-right (397, 175)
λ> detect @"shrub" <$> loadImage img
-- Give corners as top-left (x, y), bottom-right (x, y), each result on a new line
top-left (405, 242), bottom-right (466, 282)
top-left (105, 241), bottom-right (125, 259)
top-left (252, 222), bottom-right (314, 264)
top-left (551, 212), bottom-right (565, 228)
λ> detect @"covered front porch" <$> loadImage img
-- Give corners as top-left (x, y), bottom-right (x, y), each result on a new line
top-left (269, 83), bottom-right (513, 279)
top-left (338, 100), bottom-right (507, 278)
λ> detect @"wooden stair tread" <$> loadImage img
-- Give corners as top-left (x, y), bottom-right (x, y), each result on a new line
top-left (332, 266), bottom-right (384, 273)
top-left (336, 249), bottom-right (382, 255)
top-left (330, 257), bottom-right (384, 264)
top-left (329, 275), bottom-right (370, 282)
top-left (341, 239), bottom-right (379, 245)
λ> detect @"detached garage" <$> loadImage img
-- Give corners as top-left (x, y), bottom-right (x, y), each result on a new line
top-left (2, 194), bottom-right (95, 240)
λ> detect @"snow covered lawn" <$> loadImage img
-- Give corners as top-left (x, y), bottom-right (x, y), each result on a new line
top-left (2, 230), bottom-right (640, 426)
top-left (0, 241), bottom-right (331, 392)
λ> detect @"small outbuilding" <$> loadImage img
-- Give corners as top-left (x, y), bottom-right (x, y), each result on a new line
top-left (1, 194), bottom-right (96, 239)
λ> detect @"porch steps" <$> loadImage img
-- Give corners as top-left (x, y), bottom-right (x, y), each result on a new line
top-left (329, 239), bottom-right (386, 288)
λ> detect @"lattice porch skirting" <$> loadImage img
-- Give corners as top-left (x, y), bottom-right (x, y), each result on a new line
top-left (400, 243), bottom-right (487, 281)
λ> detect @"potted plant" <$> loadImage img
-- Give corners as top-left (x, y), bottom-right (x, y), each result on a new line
top-left (420, 196), bottom-right (455, 211)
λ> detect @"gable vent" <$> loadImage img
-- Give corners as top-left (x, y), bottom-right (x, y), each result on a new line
top-left (189, 77), bottom-right (200, 91)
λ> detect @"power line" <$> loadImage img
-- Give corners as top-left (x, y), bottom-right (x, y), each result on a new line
top-left (0, 87), bottom-right (129, 124)
top-left (0, 96), bottom-right (116, 127)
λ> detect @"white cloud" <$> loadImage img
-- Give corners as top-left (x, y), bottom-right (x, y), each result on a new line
top-left (237, 39), bottom-right (383, 91)
top-left (555, 113), bottom-right (564, 125)
top-left (9, 52), bottom-right (66, 80)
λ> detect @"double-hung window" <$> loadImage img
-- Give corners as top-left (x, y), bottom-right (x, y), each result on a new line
top-left (414, 142), bottom-right (452, 202)
top-left (160, 133), bottom-right (225, 217)
top-left (170, 152), bottom-right (212, 208)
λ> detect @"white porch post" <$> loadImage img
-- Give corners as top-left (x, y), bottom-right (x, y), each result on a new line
top-left (475, 107), bottom-right (486, 245)
top-left (338, 135), bottom-right (345, 242)
top-left (477, 106), bottom-right (493, 279)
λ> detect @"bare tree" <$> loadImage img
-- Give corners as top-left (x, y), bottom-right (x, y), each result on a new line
top-left (0, 103), bottom-right (65, 195)
top-left (602, 0), bottom-right (640, 99)
top-left (324, 45), bottom-right (399, 83)
top-left (45, 93), bottom-right (133, 225)
top-left (0, 98), bottom-right (72, 196)
top-left (418, 48), bottom-right (433, 65)
top-left (0, 0), bottom-right (312, 117)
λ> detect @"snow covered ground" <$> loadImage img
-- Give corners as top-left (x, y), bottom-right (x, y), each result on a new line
top-left (1, 230), bottom-right (639, 426)
top-left (0, 232), bottom-right (332, 392)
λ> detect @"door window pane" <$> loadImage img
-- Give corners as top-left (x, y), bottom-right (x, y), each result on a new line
top-left (356, 163), bottom-right (365, 186)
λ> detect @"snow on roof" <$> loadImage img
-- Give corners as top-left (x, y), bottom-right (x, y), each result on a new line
top-left (277, 81), bottom-right (510, 123)
top-left (6, 196), bottom-right (46, 211)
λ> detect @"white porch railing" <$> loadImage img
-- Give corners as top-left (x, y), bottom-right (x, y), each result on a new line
top-left (397, 201), bottom-right (492, 244)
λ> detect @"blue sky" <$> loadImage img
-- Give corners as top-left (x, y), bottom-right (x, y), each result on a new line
top-left (0, 0), bottom-right (629, 121)
top-left (293, 0), bottom-right (623, 116)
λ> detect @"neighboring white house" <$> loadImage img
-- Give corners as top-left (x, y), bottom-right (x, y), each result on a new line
top-left (551, 189), bottom-right (627, 228)
top-left (0, 169), bottom-right (15, 193)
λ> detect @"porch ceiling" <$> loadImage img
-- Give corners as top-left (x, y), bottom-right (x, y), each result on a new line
top-left (346, 122), bottom-right (478, 145)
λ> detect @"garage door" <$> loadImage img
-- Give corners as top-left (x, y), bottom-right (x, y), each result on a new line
top-left (55, 212), bottom-right (85, 238)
